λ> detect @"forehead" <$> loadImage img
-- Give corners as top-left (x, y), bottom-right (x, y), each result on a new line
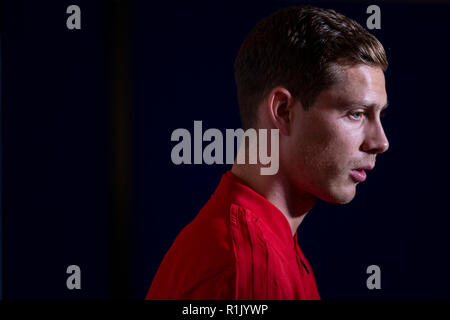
top-left (318, 64), bottom-right (387, 109)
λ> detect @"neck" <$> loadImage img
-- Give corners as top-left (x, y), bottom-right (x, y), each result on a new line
top-left (231, 163), bottom-right (316, 236)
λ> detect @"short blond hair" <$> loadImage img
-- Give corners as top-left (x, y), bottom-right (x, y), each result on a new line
top-left (234, 6), bottom-right (388, 129)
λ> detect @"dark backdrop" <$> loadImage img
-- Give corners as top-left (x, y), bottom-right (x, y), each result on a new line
top-left (1, 0), bottom-right (449, 299)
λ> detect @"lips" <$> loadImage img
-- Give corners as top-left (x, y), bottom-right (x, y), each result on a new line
top-left (350, 169), bottom-right (367, 182)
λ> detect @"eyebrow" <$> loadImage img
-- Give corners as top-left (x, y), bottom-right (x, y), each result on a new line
top-left (345, 100), bottom-right (389, 111)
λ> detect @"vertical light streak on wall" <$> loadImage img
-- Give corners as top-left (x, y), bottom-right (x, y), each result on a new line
top-left (105, 0), bottom-right (133, 299)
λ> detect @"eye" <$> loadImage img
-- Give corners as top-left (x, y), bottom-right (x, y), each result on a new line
top-left (349, 111), bottom-right (364, 120)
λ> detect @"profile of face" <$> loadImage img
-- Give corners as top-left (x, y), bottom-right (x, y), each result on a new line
top-left (281, 64), bottom-right (389, 204)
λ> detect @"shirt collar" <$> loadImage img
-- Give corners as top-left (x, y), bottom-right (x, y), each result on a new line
top-left (219, 170), bottom-right (298, 250)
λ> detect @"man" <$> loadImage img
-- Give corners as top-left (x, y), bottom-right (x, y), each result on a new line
top-left (147, 5), bottom-right (389, 300)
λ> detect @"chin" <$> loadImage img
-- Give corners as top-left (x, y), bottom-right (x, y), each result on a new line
top-left (336, 189), bottom-right (356, 204)
top-left (319, 186), bottom-right (356, 204)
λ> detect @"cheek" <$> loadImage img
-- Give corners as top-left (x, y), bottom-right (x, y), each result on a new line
top-left (301, 125), bottom-right (359, 177)
top-left (301, 124), bottom-right (340, 165)
top-left (282, 115), bottom-right (362, 178)
top-left (282, 122), bottom-right (336, 178)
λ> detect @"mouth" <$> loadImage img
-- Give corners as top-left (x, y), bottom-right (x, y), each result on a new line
top-left (350, 169), bottom-right (367, 183)
top-left (350, 164), bottom-right (374, 183)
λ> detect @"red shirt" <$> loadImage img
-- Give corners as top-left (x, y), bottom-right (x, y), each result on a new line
top-left (146, 171), bottom-right (321, 300)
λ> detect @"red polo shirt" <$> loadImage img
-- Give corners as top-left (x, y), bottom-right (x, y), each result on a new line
top-left (146, 171), bottom-right (320, 300)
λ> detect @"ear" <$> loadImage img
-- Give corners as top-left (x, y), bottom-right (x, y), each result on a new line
top-left (266, 87), bottom-right (296, 136)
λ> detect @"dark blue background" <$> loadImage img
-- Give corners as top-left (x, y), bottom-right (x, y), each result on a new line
top-left (1, 0), bottom-right (450, 299)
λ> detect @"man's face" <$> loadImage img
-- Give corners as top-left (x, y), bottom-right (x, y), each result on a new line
top-left (281, 64), bottom-right (389, 204)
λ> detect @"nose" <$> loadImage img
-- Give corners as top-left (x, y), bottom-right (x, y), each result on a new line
top-left (361, 120), bottom-right (389, 154)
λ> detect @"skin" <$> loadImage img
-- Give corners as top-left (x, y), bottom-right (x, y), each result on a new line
top-left (232, 64), bottom-right (389, 236)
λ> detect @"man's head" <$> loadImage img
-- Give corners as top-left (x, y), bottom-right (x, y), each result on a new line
top-left (234, 6), bottom-right (389, 204)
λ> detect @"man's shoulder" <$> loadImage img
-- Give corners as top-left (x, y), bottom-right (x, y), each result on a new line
top-left (161, 186), bottom-right (237, 264)
top-left (147, 191), bottom-right (238, 299)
